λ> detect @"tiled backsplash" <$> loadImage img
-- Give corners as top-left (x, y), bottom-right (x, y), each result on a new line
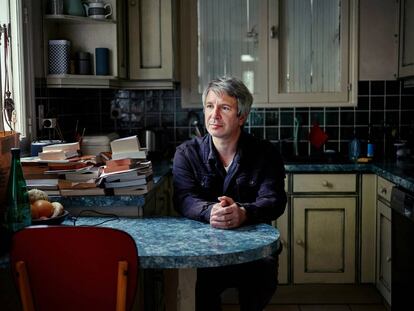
top-left (35, 80), bottom-right (414, 160)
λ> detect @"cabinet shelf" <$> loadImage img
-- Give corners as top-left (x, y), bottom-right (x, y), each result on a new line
top-left (47, 74), bottom-right (116, 88)
top-left (44, 14), bottom-right (116, 24)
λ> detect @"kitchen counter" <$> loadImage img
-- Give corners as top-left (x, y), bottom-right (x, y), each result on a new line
top-left (54, 160), bottom-right (414, 213)
top-left (285, 161), bottom-right (414, 192)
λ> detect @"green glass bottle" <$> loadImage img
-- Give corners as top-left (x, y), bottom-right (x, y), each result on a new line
top-left (4, 148), bottom-right (31, 232)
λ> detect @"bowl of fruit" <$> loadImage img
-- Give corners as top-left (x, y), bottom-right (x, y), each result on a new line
top-left (29, 189), bottom-right (69, 225)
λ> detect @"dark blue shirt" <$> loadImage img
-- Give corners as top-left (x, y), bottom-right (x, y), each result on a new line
top-left (172, 131), bottom-right (287, 224)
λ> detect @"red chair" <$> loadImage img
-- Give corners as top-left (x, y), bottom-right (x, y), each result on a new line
top-left (10, 226), bottom-right (139, 311)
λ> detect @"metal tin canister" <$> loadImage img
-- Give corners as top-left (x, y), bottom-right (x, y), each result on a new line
top-left (48, 40), bottom-right (70, 74)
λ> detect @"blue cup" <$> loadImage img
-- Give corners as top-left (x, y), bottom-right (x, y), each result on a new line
top-left (95, 47), bottom-right (109, 75)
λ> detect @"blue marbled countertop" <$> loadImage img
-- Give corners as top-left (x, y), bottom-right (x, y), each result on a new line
top-left (285, 161), bottom-right (414, 192)
top-left (63, 216), bottom-right (280, 269)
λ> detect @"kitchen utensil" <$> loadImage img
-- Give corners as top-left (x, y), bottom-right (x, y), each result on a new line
top-left (308, 122), bottom-right (328, 149)
top-left (293, 117), bottom-right (300, 156)
top-left (145, 130), bottom-right (156, 152)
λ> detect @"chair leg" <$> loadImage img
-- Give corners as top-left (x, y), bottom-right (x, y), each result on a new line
top-left (116, 260), bottom-right (128, 311)
top-left (15, 261), bottom-right (35, 311)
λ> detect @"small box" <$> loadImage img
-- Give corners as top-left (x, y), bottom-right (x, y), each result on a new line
top-left (81, 133), bottom-right (119, 156)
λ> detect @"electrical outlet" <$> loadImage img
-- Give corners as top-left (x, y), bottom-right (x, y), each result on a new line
top-left (42, 118), bottom-right (57, 129)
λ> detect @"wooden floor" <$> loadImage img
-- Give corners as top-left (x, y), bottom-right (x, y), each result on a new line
top-left (223, 304), bottom-right (387, 310)
top-left (221, 284), bottom-right (389, 311)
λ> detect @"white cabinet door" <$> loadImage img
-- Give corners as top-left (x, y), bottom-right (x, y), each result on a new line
top-left (128, 0), bottom-right (174, 80)
top-left (268, 0), bottom-right (358, 106)
top-left (292, 196), bottom-right (356, 283)
top-left (273, 207), bottom-right (289, 284)
top-left (399, 0), bottom-right (414, 78)
top-left (376, 200), bottom-right (392, 305)
top-left (359, 0), bottom-right (399, 80)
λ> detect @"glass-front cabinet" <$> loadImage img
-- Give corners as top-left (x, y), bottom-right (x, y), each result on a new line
top-left (399, 0), bottom-right (414, 78)
top-left (180, 0), bottom-right (358, 108)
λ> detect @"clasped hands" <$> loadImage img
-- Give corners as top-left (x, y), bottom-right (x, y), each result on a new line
top-left (210, 196), bottom-right (247, 229)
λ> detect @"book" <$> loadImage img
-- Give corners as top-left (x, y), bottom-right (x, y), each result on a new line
top-left (47, 161), bottom-right (89, 171)
top-left (58, 179), bottom-right (98, 190)
top-left (105, 158), bottom-right (140, 168)
top-left (111, 149), bottom-right (148, 160)
top-left (38, 149), bottom-right (79, 161)
top-left (60, 188), bottom-right (105, 196)
top-left (104, 164), bottom-right (138, 173)
top-left (110, 135), bottom-right (140, 154)
top-left (113, 182), bottom-right (154, 195)
top-left (42, 142), bottom-right (80, 152)
top-left (26, 179), bottom-right (59, 190)
top-left (103, 178), bottom-right (148, 189)
top-left (64, 167), bottom-right (100, 182)
top-left (113, 188), bottom-right (150, 196)
top-left (104, 171), bottom-right (152, 183)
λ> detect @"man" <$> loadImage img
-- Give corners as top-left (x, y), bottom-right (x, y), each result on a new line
top-left (172, 76), bottom-right (287, 311)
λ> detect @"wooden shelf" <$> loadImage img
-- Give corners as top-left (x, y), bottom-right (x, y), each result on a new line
top-left (44, 14), bottom-right (116, 24)
top-left (46, 74), bottom-right (117, 88)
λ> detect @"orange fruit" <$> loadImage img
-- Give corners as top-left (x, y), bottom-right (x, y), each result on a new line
top-left (31, 200), bottom-right (54, 218)
top-left (30, 204), bottom-right (39, 220)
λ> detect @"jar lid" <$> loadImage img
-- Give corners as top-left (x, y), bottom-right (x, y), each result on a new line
top-left (49, 39), bottom-right (70, 45)
top-left (76, 52), bottom-right (91, 60)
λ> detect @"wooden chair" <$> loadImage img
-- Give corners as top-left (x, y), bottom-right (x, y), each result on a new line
top-left (10, 226), bottom-right (139, 311)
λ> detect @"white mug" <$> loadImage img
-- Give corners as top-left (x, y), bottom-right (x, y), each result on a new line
top-left (83, 2), bottom-right (112, 19)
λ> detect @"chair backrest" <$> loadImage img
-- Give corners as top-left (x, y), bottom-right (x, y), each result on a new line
top-left (10, 225), bottom-right (139, 311)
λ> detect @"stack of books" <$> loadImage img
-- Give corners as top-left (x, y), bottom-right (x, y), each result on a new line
top-left (98, 161), bottom-right (153, 195)
top-left (38, 142), bottom-right (80, 161)
top-left (57, 166), bottom-right (104, 196)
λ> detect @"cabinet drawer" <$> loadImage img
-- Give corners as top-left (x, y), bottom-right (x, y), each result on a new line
top-left (377, 176), bottom-right (395, 203)
top-left (293, 174), bottom-right (357, 193)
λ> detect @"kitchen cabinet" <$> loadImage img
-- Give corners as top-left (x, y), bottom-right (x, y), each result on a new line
top-left (376, 176), bottom-right (393, 305)
top-left (291, 174), bottom-right (357, 283)
top-left (144, 175), bottom-right (174, 217)
top-left (360, 174), bottom-right (376, 283)
top-left (359, 0), bottom-right (399, 80)
top-left (180, 0), bottom-right (358, 108)
top-left (399, 0), bottom-right (414, 78)
top-left (127, 0), bottom-right (174, 82)
top-left (42, 0), bottom-right (126, 88)
top-left (272, 175), bottom-right (289, 284)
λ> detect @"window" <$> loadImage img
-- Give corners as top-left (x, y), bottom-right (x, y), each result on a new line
top-left (0, 0), bottom-right (34, 138)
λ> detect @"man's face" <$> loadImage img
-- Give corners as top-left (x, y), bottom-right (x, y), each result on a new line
top-left (204, 91), bottom-right (246, 141)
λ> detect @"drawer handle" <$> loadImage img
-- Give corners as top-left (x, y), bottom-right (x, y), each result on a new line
top-left (322, 180), bottom-right (331, 187)
top-left (296, 239), bottom-right (304, 246)
top-left (386, 256), bottom-right (391, 262)
top-left (381, 188), bottom-right (387, 195)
